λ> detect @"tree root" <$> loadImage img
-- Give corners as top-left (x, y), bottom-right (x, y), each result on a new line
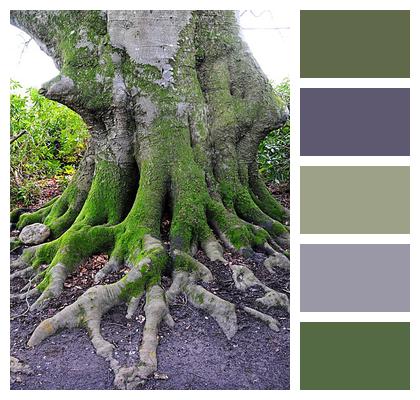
top-left (11, 206), bottom-right (289, 389)
top-left (243, 306), bottom-right (281, 332)
top-left (114, 285), bottom-right (174, 389)
top-left (11, 163), bottom-right (290, 390)
top-left (230, 264), bottom-right (289, 312)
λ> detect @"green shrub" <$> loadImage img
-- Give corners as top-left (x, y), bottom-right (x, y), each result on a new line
top-left (258, 78), bottom-right (290, 184)
top-left (10, 80), bottom-right (89, 208)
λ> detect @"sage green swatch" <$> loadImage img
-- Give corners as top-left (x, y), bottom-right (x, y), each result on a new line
top-left (300, 166), bottom-right (410, 234)
top-left (300, 322), bottom-right (410, 390)
top-left (300, 10), bottom-right (410, 78)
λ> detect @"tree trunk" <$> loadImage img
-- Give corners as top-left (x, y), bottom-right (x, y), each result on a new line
top-left (10, 10), bottom-right (289, 389)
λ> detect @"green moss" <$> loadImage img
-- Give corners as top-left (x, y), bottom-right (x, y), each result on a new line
top-left (36, 272), bottom-right (51, 293)
top-left (250, 177), bottom-right (288, 222)
top-left (195, 292), bottom-right (205, 304)
top-left (271, 221), bottom-right (289, 235)
top-left (32, 241), bottom-right (60, 268)
top-left (51, 225), bottom-right (114, 268)
top-left (10, 208), bottom-right (21, 224)
top-left (173, 251), bottom-right (199, 274)
top-left (118, 247), bottom-right (167, 302)
top-left (52, 11), bottom-right (115, 110)
top-left (226, 225), bottom-right (252, 249)
top-left (10, 238), bottom-right (22, 252)
top-left (251, 228), bottom-right (270, 246)
top-left (16, 205), bottom-right (51, 230)
top-left (43, 179), bottom-right (86, 238)
top-left (218, 180), bottom-right (235, 210)
top-left (74, 160), bottom-right (137, 227)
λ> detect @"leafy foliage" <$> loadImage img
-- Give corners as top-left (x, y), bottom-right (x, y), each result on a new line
top-left (10, 80), bottom-right (88, 207)
top-left (258, 78), bottom-right (290, 184)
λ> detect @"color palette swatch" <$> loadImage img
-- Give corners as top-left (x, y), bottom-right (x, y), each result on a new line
top-left (300, 244), bottom-right (410, 312)
top-left (300, 322), bottom-right (410, 389)
top-left (300, 10), bottom-right (410, 78)
top-left (299, 9), bottom-right (411, 390)
top-left (300, 166), bottom-right (410, 234)
top-left (300, 88), bottom-right (410, 156)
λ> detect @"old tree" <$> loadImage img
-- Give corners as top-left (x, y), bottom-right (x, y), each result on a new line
top-left (10, 10), bottom-right (290, 388)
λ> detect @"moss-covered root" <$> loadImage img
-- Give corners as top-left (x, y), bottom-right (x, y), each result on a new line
top-left (25, 235), bottom-right (172, 389)
top-left (114, 285), bottom-right (174, 390)
top-left (16, 180), bottom-right (85, 239)
top-left (11, 225), bottom-right (115, 311)
top-left (12, 201), bottom-right (55, 228)
top-left (249, 172), bottom-right (290, 223)
top-left (27, 276), bottom-right (173, 390)
top-left (206, 199), bottom-right (289, 265)
top-left (230, 264), bottom-right (289, 312)
top-left (233, 187), bottom-right (289, 240)
top-left (167, 262), bottom-right (238, 339)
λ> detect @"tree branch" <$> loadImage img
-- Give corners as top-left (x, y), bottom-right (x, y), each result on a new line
top-left (10, 130), bottom-right (28, 145)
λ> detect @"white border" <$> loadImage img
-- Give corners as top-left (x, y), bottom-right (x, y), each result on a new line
top-left (0, 0), bottom-right (418, 398)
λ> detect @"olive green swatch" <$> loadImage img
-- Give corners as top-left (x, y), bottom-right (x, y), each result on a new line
top-left (300, 322), bottom-right (410, 390)
top-left (300, 166), bottom-right (410, 234)
top-left (300, 10), bottom-right (410, 78)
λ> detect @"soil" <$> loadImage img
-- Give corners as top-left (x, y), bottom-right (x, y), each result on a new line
top-left (268, 182), bottom-right (290, 211)
top-left (10, 182), bottom-right (290, 390)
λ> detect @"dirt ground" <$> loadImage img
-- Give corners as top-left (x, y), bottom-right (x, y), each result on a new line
top-left (10, 184), bottom-right (290, 390)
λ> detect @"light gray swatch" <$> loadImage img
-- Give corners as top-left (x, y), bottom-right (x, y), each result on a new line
top-left (300, 244), bottom-right (410, 312)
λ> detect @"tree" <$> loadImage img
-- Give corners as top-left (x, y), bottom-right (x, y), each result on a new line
top-left (10, 10), bottom-right (290, 389)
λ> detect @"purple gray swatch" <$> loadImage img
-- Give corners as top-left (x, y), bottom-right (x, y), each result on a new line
top-left (300, 244), bottom-right (410, 312)
top-left (300, 88), bottom-right (410, 156)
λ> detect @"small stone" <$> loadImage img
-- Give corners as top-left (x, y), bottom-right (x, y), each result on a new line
top-left (10, 356), bottom-right (32, 383)
top-left (19, 223), bottom-right (50, 245)
top-left (153, 372), bottom-right (168, 380)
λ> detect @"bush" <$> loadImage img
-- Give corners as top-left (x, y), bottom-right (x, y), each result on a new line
top-left (258, 78), bottom-right (290, 185)
top-left (10, 80), bottom-right (89, 208)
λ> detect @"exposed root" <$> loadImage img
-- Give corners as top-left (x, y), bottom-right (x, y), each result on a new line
top-left (256, 290), bottom-right (289, 311)
top-left (30, 262), bottom-right (68, 311)
top-left (94, 257), bottom-right (123, 283)
top-left (114, 285), bottom-right (173, 389)
top-left (28, 283), bottom-right (122, 348)
top-left (243, 306), bottom-right (281, 332)
top-left (201, 237), bottom-right (226, 262)
top-left (230, 264), bottom-right (289, 312)
top-left (264, 252), bottom-right (290, 273)
top-left (10, 266), bottom-right (34, 281)
top-left (172, 249), bottom-right (213, 282)
top-left (10, 245), bottom-right (39, 272)
top-left (167, 267), bottom-right (238, 340)
top-left (126, 294), bottom-right (142, 319)
top-left (11, 288), bottom-right (39, 301)
top-left (263, 251), bottom-right (290, 273)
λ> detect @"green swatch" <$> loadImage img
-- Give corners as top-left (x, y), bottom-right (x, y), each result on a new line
top-left (300, 322), bottom-right (410, 390)
top-left (301, 10), bottom-right (410, 78)
top-left (300, 166), bottom-right (410, 234)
